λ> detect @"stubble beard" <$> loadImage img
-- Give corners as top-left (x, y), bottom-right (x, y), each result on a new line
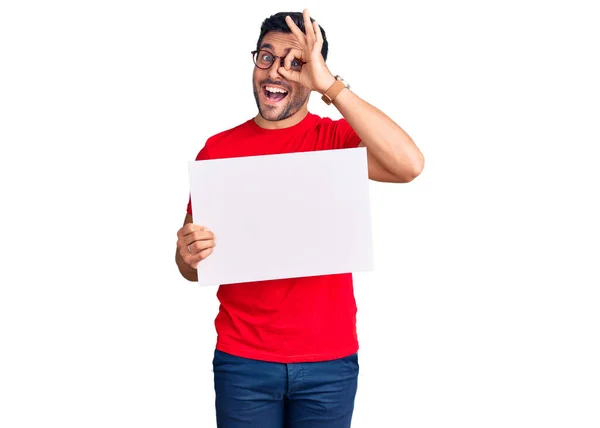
top-left (253, 83), bottom-right (310, 122)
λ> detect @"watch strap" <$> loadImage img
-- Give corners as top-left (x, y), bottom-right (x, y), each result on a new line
top-left (321, 79), bottom-right (347, 105)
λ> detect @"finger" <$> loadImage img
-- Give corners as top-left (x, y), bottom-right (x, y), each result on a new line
top-left (312, 21), bottom-right (324, 59)
top-left (197, 247), bottom-right (214, 261)
top-left (285, 15), bottom-right (307, 46)
top-left (277, 66), bottom-right (301, 83)
top-left (187, 247), bottom-right (214, 269)
top-left (303, 9), bottom-right (315, 46)
top-left (177, 229), bottom-right (214, 252)
top-left (283, 49), bottom-right (303, 70)
top-left (313, 21), bottom-right (323, 46)
top-left (177, 223), bottom-right (207, 238)
top-left (187, 239), bottom-right (215, 254)
top-left (181, 230), bottom-right (215, 245)
top-left (183, 231), bottom-right (217, 254)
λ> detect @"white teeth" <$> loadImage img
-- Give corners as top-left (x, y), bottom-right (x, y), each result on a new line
top-left (265, 86), bottom-right (288, 94)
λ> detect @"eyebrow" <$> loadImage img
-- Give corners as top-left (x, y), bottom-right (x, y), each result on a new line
top-left (259, 43), bottom-right (292, 55)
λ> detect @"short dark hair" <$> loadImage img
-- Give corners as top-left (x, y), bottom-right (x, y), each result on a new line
top-left (256, 12), bottom-right (329, 61)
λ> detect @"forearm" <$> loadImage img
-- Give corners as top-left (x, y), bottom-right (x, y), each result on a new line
top-left (332, 86), bottom-right (424, 181)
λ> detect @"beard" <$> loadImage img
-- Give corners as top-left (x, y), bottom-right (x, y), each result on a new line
top-left (253, 80), bottom-right (310, 122)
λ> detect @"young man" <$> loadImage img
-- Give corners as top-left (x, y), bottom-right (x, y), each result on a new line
top-left (175, 9), bottom-right (424, 428)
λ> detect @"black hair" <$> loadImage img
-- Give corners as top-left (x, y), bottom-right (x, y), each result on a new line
top-left (256, 12), bottom-right (329, 61)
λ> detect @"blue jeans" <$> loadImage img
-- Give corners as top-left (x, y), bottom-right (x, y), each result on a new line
top-left (212, 349), bottom-right (359, 428)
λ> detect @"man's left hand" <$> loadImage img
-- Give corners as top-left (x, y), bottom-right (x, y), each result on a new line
top-left (278, 9), bottom-right (336, 94)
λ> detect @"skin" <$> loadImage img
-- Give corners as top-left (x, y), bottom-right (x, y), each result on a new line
top-left (252, 32), bottom-right (311, 125)
top-left (176, 9), bottom-right (425, 281)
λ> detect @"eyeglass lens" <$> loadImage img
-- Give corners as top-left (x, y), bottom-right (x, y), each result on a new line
top-left (254, 50), bottom-right (302, 72)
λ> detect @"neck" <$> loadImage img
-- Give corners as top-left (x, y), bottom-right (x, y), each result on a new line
top-left (253, 106), bottom-right (309, 130)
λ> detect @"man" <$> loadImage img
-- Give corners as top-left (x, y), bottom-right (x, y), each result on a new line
top-left (175, 9), bottom-right (424, 428)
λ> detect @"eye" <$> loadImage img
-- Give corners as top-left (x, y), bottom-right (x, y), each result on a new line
top-left (261, 53), bottom-right (273, 62)
top-left (291, 59), bottom-right (303, 70)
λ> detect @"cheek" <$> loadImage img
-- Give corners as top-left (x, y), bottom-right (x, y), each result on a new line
top-left (292, 84), bottom-right (310, 99)
top-left (252, 70), bottom-right (260, 86)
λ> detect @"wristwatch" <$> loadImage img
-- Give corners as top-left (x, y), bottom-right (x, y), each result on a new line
top-left (322, 75), bottom-right (350, 105)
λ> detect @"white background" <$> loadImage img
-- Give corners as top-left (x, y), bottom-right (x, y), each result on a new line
top-left (1, 0), bottom-right (598, 427)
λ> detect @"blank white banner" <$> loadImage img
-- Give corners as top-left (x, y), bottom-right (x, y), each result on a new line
top-left (188, 147), bottom-right (373, 286)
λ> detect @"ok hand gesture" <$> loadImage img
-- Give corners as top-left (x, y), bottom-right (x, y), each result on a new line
top-left (277, 9), bottom-right (336, 94)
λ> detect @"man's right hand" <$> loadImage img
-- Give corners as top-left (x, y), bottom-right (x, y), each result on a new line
top-left (176, 219), bottom-right (216, 271)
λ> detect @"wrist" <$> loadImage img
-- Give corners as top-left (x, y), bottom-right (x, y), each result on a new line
top-left (317, 74), bottom-right (336, 94)
top-left (321, 75), bottom-right (350, 105)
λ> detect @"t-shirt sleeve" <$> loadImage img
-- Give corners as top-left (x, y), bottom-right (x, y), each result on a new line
top-left (186, 144), bottom-right (210, 216)
top-left (317, 118), bottom-right (361, 150)
top-left (336, 119), bottom-right (362, 149)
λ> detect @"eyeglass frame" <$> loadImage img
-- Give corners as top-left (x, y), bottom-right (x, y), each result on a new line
top-left (251, 49), bottom-right (306, 71)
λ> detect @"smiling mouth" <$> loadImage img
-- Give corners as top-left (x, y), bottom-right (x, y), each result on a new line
top-left (263, 85), bottom-right (289, 103)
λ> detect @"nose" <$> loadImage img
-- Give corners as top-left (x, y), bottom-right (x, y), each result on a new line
top-left (267, 57), bottom-right (285, 80)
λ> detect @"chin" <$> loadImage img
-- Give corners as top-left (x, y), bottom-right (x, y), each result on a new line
top-left (257, 101), bottom-right (290, 122)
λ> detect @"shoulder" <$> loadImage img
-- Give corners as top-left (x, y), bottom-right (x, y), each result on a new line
top-left (195, 119), bottom-right (254, 160)
top-left (309, 113), bottom-right (351, 131)
top-left (205, 119), bottom-right (253, 147)
top-left (306, 112), bottom-right (361, 149)
top-left (307, 112), bottom-right (332, 126)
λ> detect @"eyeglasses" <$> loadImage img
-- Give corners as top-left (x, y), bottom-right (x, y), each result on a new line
top-left (251, 49), bottom-right (304, 72)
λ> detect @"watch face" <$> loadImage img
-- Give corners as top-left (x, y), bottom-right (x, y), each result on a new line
top-left (335, 75), bottom-right (349, 89)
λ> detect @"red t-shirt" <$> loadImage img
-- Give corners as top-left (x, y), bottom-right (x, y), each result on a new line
top-left (187, 112), bottom-right (362, 363)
